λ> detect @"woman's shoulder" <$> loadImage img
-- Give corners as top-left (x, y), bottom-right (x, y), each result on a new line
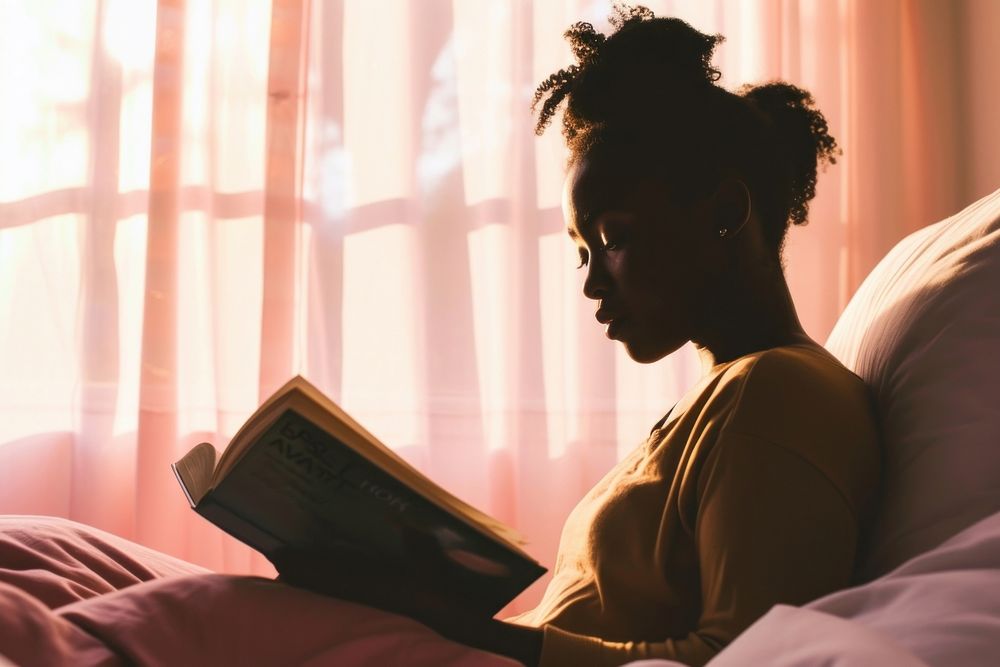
top-left (711, 343), bottom-right (881, 500)
top-left (717, 342), bottom-right (871, 418)
top-left (667, 343), bottom-right (867, 438)
top-left (720, 345), bottom-right (876, 441)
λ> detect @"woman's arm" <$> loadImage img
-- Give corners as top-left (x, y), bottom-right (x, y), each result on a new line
top-left (533, 430), bottom-right (867, 667)
top-left (691, 432), bottom-right (862, 644)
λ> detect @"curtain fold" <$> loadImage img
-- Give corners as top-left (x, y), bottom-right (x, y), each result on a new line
top-left (1, 0), bottom-right (996, 612)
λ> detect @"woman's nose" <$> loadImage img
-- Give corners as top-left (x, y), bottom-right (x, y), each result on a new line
top-left (582, 259), bottom-right (610, 300)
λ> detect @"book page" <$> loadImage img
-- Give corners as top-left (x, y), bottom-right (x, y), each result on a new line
top-left (287, 392), bottom-right (533, 558)
top-left (208, 409), bottom-right (545, 614)
top-left (210, 376), bottom-right (532, 559)
top-left (172, 442), bottom-right (218, 506)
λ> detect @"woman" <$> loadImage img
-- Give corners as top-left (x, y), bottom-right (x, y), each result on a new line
top-left (280, 6), bottom-right (880, 666)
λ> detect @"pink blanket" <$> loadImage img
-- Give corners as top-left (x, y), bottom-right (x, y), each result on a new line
top-left (0, 516), bottom-right (519, 666)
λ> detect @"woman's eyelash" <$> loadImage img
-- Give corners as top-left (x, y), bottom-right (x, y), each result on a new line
top-left (599, 227), bottom-right (627, 251)
top-left (600, 233), bottom-right (624, 251)
top-left (573, 229), bottom-right (626, 269)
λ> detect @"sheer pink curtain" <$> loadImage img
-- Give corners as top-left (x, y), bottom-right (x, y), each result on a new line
top-left (1, 0), bottom-right (997, 612)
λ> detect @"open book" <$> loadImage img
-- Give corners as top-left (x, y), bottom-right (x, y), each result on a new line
top-left (172, 375), bottom-right (546, 615)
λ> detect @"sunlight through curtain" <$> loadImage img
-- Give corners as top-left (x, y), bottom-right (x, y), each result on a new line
top-left (0, 0), bottom-right (995, 611)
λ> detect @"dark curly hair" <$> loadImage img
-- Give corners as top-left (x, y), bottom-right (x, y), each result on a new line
top-left (533, 4), bottom-right (840, 261)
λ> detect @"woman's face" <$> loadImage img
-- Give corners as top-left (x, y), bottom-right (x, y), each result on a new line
top-left (564, 152), bottom-right (725, 363)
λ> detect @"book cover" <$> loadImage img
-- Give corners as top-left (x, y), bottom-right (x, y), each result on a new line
top-left (173, 377), bottom-right (546, 615)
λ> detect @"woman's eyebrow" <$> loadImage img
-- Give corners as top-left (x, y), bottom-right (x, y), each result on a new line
top-left (567, 213), bottom-right (597, 241)
top-left (588, 209), bottom-right (634, 228)
top-left (567, 207), bottom-right (630, 241)
top-left (577, 208), bottom-right (601, 230)
top-left (566, 209), bottom-right (597, 241)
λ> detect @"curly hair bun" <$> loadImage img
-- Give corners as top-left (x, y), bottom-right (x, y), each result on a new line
top-left (533, 5), bottom-right (723, 139)
top-left (533, 3), bottom-right (841, 259)
top-left (600, 11), bottom-right (722, 86)
top-left (739, 83), bottom-right (841, 227)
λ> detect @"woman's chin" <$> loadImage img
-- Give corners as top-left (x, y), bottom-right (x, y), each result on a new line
top-left (621, 336), bottom-right (686, 365)
top-left (621, 341), bottom-right (662, 364)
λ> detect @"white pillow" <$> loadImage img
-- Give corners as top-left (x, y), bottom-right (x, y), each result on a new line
top-left (824, 187), bottom-right (1000, 580)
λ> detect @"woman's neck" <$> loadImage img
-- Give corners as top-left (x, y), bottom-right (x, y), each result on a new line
top-left (692, 265), bottom-right (814, 375)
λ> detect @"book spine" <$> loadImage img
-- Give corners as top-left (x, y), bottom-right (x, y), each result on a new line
top-left (171, 463), bottom-right (198, 508)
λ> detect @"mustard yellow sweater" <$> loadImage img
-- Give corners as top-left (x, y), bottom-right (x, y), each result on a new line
top-left (509, 344), bottom-right (881, 667)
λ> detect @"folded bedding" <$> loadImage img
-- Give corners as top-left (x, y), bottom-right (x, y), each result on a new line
top-left (0, 515), bottom-right (208, 609)
top-left (0, 515), bottom-right (517, 667)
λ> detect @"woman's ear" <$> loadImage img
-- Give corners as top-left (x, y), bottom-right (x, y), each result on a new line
top-left (711, 178), bottom-right (751, 239)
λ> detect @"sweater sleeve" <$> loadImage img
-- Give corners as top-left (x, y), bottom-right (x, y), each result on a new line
top-left (537, 431), bottom-right (860, 667)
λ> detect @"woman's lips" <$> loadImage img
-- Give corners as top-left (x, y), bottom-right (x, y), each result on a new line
top-left (596, 307), bottom-right (628, 340)
top-left (605, 317), bottom-right (628, 339)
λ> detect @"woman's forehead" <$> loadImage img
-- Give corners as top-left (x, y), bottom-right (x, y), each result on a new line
top-left (564, 155), bottom-right (663, 223)
top-left (565, 157), bottom-right (626, 213)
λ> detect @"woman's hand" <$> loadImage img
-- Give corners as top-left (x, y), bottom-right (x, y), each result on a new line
top-left (269, 548), bottom-right (542, 666)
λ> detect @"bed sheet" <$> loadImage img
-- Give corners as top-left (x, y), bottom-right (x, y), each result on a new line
top-left (7, 510), bottom-right (1000, 666)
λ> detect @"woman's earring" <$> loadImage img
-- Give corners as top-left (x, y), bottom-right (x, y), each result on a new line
top-left (718, 227), bottom-right (729, 238)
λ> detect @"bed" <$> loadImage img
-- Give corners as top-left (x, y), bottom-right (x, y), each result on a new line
top-left (3, 187), bottom-right (999, 666)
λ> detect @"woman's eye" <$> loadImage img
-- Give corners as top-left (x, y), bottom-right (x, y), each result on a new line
top-left (576, 252), bottom-right (588, 269)
top-left (600, 231), bottom-right (625, 252)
